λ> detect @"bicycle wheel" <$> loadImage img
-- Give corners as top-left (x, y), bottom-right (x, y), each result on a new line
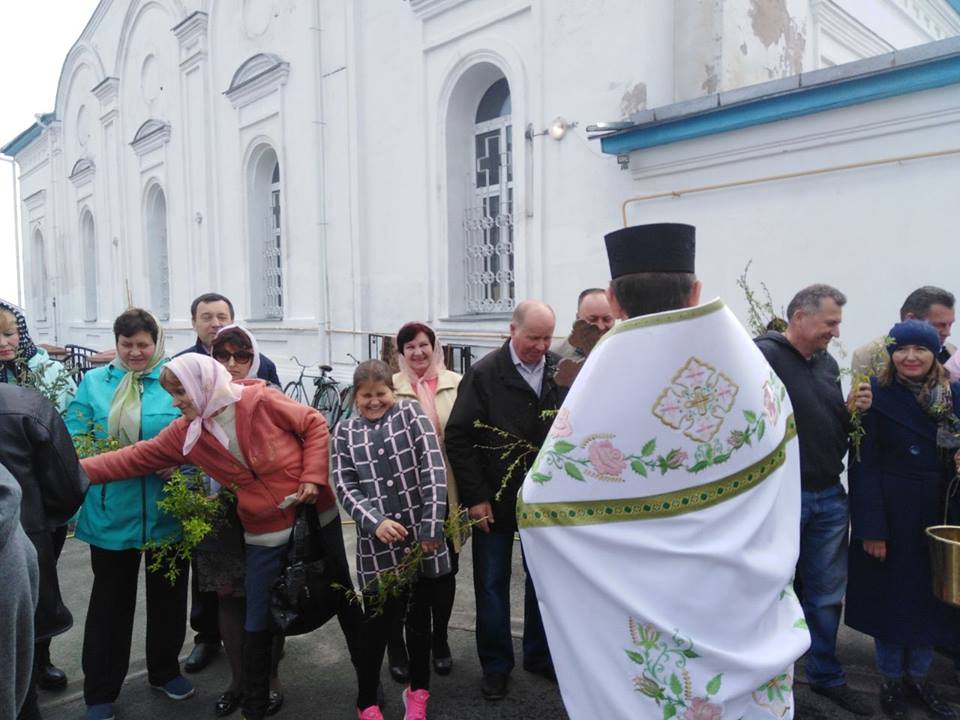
top-left (338, 386), bottom-right (355, 423)
top-left (284, 380), bottom-right (308, 405)
top-left (313, 383), bottom-right (342, 426)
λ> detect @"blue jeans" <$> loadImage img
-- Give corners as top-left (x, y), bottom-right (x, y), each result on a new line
top-left (798, 483), bottom-right (849, 688)
top-left (875, 639), bottom-right (933, 680)
top-left (471, 529), bottom-right (551, 675)
top-left (244, 544), bottom-right (287, 632)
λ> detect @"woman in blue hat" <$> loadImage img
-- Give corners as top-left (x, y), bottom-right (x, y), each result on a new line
top-left (846, 319), bottom-right (960, 720)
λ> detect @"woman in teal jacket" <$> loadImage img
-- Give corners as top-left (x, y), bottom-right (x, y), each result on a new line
top-left (66, 309), bottom-right (192, 720)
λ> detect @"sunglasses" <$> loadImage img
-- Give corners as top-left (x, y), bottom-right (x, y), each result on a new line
top-left (213, 349), bottom-right (254, 364)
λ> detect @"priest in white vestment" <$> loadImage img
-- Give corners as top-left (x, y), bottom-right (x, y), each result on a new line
top-left (519, 223), bottom-right (810, 720)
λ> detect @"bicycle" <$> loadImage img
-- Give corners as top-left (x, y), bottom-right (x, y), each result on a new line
top-left (283, 357), bottom-right (343, 426)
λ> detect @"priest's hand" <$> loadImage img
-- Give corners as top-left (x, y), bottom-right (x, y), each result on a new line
top-left (469, 501), bottom-right (494, 533)
top-left (156, 467), bottom-right (178, 480)
top-left (848, 382), bottom-right (872, 412)
top-left (863, 539), bottom-right (886, 561)
top-left (376, 519), bottom-right (408, 544)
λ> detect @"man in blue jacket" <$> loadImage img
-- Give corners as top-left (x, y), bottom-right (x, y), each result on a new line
top-left (176, 293), bottom-right (281, 385)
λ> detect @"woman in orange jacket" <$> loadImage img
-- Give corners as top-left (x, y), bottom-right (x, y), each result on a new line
top-left (81, 353), bottom-right (362, 720)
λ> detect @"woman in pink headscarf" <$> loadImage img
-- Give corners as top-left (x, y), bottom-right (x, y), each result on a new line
top-left (80, 353), bottom-right (361, 720)
top-left (386, 322), bottom-right (462, 681)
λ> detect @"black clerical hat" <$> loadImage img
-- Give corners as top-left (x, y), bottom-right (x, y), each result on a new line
top-left (604, 223), bottom-right (696, 278)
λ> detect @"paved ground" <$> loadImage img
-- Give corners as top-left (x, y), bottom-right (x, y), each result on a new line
top-left (36, 529), bottom-right (960, 719)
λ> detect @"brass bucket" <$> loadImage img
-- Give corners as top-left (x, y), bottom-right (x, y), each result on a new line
top-left (926, 525), bottom-right (960, 607)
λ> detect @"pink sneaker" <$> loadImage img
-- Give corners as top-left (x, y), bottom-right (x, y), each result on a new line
top-left (402, 687), bottom-right (430, 720)
top-left (357, 706), bottom-right (384, 720)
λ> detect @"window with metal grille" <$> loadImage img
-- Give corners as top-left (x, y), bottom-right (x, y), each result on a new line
top-left (80, 211), bottom-right (97, 322)
top-left (465, 78), bottom-right (514, 314)
top-left (146, 186), bottom-right (170, 320)
top-left (263, 161), bottom-right (283, 319)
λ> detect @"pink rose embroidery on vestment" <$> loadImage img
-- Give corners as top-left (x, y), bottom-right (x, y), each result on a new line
top-left (587, 439), bottom-right (626, 477)
top-left (762, 381), bottom-right (780, 425)
top-left (549, 407), bottom-right (572, 438)
top-left (684, 698), bottom-right (723, 720)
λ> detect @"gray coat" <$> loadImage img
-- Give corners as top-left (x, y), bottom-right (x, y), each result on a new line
top-left (0, 463), bottom-right (39, 718)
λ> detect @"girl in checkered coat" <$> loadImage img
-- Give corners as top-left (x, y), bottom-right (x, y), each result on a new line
top-left (333, 360), bottom-right (450, 720)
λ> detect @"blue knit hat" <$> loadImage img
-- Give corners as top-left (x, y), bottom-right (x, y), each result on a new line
top-left (887, 319), bottom-right (940, 355)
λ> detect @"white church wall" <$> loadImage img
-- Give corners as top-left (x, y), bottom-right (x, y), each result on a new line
top-left (7, 0), bottom-right (958, 383)
top-left (622, 84), bottom-right (960, 377)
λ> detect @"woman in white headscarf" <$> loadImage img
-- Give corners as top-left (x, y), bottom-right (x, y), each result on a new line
top-left (201, 325), bottom-right (284, 717)
top-left (65, 308), bottom-right (192, 720)
top-left (80, 353), bottom-right (364, 720)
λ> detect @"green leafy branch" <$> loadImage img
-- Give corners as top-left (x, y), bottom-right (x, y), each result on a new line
top-left (72, 425), bottom-right (122, 459)
top-left (143, 470), bottom-right (232, 585)
top-left (737, 261), bottom-right (786, 337)
top-left (335, 505), bottom-right (482, 617)
top-left (840, 335), bottom-right (892, 461)
top-left (14, 350), bottom-right (75, 416)
top-left (472, 420), bottom-right (541, 501)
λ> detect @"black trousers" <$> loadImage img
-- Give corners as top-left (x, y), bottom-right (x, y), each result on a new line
top-left (190, 559), bottom-right (221, 645)
top-left (356, 574), bottom-right (451, 708)
top-left (81, 546), bottom-right (188, 705)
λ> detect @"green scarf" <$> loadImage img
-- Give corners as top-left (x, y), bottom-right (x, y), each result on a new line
top-left (107, 321), bottom-right (167, 446)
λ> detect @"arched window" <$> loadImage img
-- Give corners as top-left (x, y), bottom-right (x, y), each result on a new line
top-left (145, 185), bottom-right (170, 320)
top-left (466, 77), bottom-right (514, 313)
top-left (80, 210), bottom-right (98, 322)
top-left (247, 146), bottom-right (283, 319)
top-left (31, 230), bottom-right (48, 322)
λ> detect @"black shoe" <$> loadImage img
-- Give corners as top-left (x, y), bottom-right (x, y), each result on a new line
top-left (386, 641), bottom-right (409, 684)
top-left (432, 639), bottom-right (452, 676)
top-left (522, 660), bottom-right (557, 683)
top-left (880, 680), bottom-right (909, 720)
top-left (811, 683), bottom-right (874, 716)
top-left (265, 690), bottom-right (283, 717)
top-left (905, 678), bottom-right (957, 720)
top-left (185, 642), bottom-right (220, 674)
top-left (215, 690), bottom-right (242, 717)
top-left (35, 662), bottom-right (68, 691)
top-left (481, 673), bottom-right (509, 701)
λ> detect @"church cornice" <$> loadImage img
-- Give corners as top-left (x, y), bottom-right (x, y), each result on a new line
top-left (224, 53), bottom-right (290, 108)
top-left (69, 157), bottom-right (96, 187)
top-left (130, 119), bottom-right (171, 156)
top-left (173, 10), bottom-right (209, 69)
top-left (406, 0), bottom-right (471, 19)
top-left (91, 76), bottom-right (119, 104)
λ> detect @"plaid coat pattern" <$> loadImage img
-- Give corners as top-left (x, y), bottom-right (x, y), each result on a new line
top-left (333, 400), bottom-right (450, 588)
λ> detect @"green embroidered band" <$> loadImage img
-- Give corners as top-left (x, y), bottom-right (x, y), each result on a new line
top-left (596, 298), bottom-right (725, 348)
top-left (517, 415), bottom-right (797, 529)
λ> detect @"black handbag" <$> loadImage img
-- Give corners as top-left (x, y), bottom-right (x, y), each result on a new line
top-left (269, 504), bottom-right (343, 636)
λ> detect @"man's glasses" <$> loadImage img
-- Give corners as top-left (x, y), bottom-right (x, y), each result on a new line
top-left (213, 349), bottom-right (254, 363)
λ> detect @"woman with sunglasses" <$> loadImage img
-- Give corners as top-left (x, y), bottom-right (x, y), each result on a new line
top-left (200, 326), bottom-right (285, 716)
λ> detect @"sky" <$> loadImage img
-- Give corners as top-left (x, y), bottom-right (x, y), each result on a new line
top-left (0, 0), bottom-right (101, 304)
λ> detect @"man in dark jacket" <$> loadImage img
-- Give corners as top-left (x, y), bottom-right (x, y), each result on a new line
top-left (445, 300), bottom-right (564, 701)
top-left (755, 284), bottom-right (872, 716)
top-left (176, 292), bottom-right (281, 385)
top-left (0, 384), bottom-right (88, 720)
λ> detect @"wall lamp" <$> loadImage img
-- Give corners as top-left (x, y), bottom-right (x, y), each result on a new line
top-left (525, 116), bottom-right (579, 141)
